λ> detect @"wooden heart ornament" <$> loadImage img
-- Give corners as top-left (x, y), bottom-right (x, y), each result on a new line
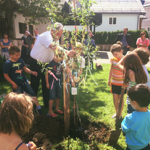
top-left (74, 76), bottom-right (80, 83)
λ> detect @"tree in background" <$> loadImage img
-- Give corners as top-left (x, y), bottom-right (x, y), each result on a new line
top-left (0, 0), bottom-right (68, 38)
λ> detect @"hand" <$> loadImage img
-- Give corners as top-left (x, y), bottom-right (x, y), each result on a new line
top-left (31, 71), bottom-right (38, 76)
top-left (108, 81), bottom-right (111, 86)
top-left (28, 141), bottom-right (36, 150)
top-left (72, 82), bottom-right (75, 87)
top-left (26, 45), bottom-right (28, 48)
top-left (127, 45), bottom-right (130, 48)
top-left (12, 83), bottom-right (18, 90)
top-left (67, 50), bottom-right (77, 57)
top-left (46, 83), bottom-right (50, 89)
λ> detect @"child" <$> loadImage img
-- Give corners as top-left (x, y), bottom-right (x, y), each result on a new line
top-left (3, 45), bottom-right (43, 115)
top-left (108, 41), bottom-right (124, 118)
top-left (133, 48), bottom-right (150, 88)
top-left (0, 92), bottom-right (36, 150)
top-left (121, 84), bottom-right (150, 150)
top-left (117, 53), bottom-right (147, 114)
top-left (45, 54), bottom-right (63, 117)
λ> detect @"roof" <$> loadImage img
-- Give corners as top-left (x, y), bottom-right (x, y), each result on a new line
top-left (143, 0), bottom-right (150, 6)
top-left (91, 0), bottom-right (146, 15)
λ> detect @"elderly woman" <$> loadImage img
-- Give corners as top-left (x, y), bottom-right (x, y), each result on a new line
top-left (0, 33), bottom-right (12, 59)
top-left (136, 31), bottom-right (149, 50)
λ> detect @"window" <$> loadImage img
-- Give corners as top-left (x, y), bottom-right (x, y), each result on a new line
top-left (148, 28), bottom-right (150, 31)
top-left (141, 28), bottom-right (145, 30)
top-left (29, 25), bottom-right (33, 35)
top-left (19, 23), bottom-right (27, 34)
top-left (109, 17), bottom-right (116, 25)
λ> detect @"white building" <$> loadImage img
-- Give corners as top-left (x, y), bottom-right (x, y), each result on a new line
top-left (141, 0), bottom-right (150, 35)
top-left (10, 0), bottom-right (146, 38)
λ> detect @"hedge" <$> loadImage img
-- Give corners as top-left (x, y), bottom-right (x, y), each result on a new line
top-left (93, 30), bottom-right (149, 48)
top-left (0, 56), bottom-right (6, 82)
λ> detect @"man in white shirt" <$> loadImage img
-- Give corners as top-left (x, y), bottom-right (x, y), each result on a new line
top-left (30, 22), bottom-right (76, 108)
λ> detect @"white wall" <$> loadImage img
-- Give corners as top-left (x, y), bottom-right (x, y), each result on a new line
top-left (35, 22), bottom-right (51, 34)
top-left (13, 13), bottom-right (35, 38)
top-left (96, 14), bottom-right (139, 32)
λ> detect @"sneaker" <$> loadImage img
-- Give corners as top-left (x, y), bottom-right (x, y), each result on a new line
top-left (47, 113), bottom-right (58, 117)
top-left (37, 109), bottom-right (44, 115)
top-left (111, 114), bottom-right (116, 118)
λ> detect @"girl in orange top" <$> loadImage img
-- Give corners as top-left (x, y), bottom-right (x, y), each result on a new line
top-left (108, 41), bottom-right (124, 119)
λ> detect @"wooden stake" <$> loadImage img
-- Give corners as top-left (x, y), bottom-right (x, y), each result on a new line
top-left (63, 69), bottom-right (70, 136)
top-left (73, 95), bottom-right (76, 125)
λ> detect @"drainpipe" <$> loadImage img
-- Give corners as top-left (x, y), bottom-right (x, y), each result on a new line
top-left (137, 14), bottom-right (140, 30)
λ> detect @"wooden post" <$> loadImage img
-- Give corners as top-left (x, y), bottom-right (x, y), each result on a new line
top-left (63, 69), bottom-right (70, 136)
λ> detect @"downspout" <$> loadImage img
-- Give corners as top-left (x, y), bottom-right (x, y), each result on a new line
top-left (137, 14), bottom-right (140, 30)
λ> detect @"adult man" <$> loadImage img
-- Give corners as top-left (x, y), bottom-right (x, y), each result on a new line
top-left (34, 28), bottom-right (39, 39)
top-left (115, 27), bottom-right (132, 55)
top-left (30, 22), bottom-right (76, 107)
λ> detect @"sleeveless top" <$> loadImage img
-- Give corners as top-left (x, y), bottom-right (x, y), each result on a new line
top-left (15, 142), bottom-right (29, 150)
top-left (0, 39), bottom-right (11, 52)
top-left (111, 57), bottom-right (124, 86)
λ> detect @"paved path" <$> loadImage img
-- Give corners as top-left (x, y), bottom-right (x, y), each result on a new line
top-left (94, 51), bottom-right (150, 68)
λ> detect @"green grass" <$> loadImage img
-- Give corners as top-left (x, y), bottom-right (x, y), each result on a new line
top-left (1, 64), bottom-right (149, 149)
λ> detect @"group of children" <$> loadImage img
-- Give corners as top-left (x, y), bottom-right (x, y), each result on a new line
top-left (1, 39), bottom-right (150, 149)
top-left (0, 42), bottom-right (85, 149)
top-left (108, 42), bottom-right (150, 150)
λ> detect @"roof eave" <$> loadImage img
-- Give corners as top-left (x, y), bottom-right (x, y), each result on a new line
top-left (93, 11), bottom-right (146, 15)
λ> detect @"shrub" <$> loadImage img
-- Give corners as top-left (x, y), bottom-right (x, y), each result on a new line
top-left (0, 56), bottom-right (6, 82)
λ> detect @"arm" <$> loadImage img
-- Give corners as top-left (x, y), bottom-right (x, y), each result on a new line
top-left (23, 66), bottom-right (37, 76)
top-left (146, 38), bottom-right (149, 47)
top-left (4, 74), bottom-right (18, 90)
top-left (121, 115), bottom-right (133, 133)
top-left (0, 42), bottom-right (10, 48)
top-left (117, 57), bottom-right (125, 73)
top-left (22, 40), bottom-right (28, 48)
top-left (108, 63), bottom-right (113, 86)
top-left (78, 68), bottom-right (83, 77)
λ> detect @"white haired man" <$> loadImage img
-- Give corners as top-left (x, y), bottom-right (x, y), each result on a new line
top-left (30, 22), bottom-right (76, 108)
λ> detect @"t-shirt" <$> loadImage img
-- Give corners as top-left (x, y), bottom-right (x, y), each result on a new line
top-left (111, 57), bottom-right (124, 86)
top-left (143, 65), bottom-right (150, 87)
top-left (47, 60), bottom-right (63, 82)
top-left (3, 58), bottom-right (27, 86)
top-left (30, 31), bottom-right (54, 63)
top-left (0, 39), bottom-right (11, 52)
top-left (126, 81), bottom-right (136, 104)
top-left (121, 110), bottom-right (150, 150)
top-left (121, 35), bottom-right (128, 47)
top-left (136, 38), bottom-right (149, 50)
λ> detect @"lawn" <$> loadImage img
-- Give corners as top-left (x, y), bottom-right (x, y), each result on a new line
top-left (1, 63), bottom-right (148, 150)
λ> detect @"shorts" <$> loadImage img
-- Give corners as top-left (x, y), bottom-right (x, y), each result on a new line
top-left (1, 52), bottom-right (9, 60)
top-left (111, 84), bottom-right (126, 95)
top-left (13, 80), bottom-right (36, 97)
top-left (126, 144), bottom-right (150, 150)
top-left (49, 80), bottom-right (62, 100)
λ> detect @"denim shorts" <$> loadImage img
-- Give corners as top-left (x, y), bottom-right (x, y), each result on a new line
top-left (49, 80), bottom-right (62, 100)
top-left (13, 80), bottom-right (36, 97)
top-left (127, 104), bottom-right (135, 114)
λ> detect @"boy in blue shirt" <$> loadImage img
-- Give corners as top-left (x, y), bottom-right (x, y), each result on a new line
top-left (121, 84), bottom-right (150, 150)
top-left (3, 45), bottom-right (43, 115)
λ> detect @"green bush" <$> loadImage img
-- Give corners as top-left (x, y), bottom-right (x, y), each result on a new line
top-left (0, 56), bottom-right (6, 82)
top-left (93, 30), bottom-right (149, 48)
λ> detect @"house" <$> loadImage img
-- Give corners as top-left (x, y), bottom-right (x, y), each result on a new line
top-left (63, 0), bottom-right (146, 32)
top-left (141, 0), bottom-right (150, 35)
top-left (0, 0), bottom-right (146, 39)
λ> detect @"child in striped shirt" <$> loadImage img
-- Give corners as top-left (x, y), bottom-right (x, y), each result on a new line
top-left (108, 41), bottom-right (124, 119)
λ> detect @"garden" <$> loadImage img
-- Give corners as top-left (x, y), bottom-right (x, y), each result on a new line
top-left (1, 63), bottom-right (145, 150)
